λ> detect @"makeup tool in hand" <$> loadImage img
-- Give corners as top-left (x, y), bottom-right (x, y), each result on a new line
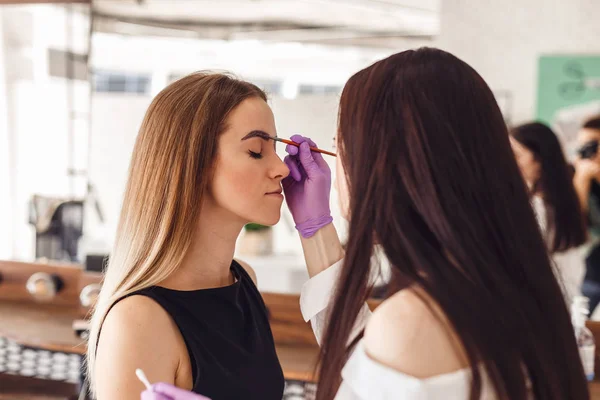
top-left (136, 368), bottom-right (153, 391)
top-left (270, 136), bottom-right (336, 157)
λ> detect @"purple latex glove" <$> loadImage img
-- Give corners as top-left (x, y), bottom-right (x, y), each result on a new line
top-left (141, 383), bottom-right (211, 400)
top-left (282, 135), bottom-right (333, 238)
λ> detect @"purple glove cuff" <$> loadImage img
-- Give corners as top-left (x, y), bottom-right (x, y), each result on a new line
top-left (296, 215), bottom-right (333, 238)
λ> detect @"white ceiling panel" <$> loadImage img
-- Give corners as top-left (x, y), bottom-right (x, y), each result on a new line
top-left (91, 0), bottom-right (440, 48)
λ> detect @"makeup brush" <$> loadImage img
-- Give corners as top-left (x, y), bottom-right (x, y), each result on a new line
top-left (270, 137), bottom-right (337, 157)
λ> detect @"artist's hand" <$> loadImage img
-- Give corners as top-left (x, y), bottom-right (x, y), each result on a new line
top-left (141, 383), bottom-right (211, 400)
top-left (282, 135), bottom-right (333, 238)
top-left (575, 158), bottom-right (600, 182)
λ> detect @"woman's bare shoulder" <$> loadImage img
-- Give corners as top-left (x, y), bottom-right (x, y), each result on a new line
top-left (364, 288), bottom-right (468, 379)
top-left (95, 295), bottom-right (182, 399)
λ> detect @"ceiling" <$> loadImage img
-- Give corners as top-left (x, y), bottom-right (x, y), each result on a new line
top-left (91, 0), bottom-right (440, 48)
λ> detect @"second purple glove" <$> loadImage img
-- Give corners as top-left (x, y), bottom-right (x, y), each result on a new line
top-left (282, 135), bottom-right (333, 238)
top-left (141, 383), bottom-right (211, 400)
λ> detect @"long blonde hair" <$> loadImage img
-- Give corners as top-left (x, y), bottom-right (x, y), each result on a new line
top-left (86, 72), bottom-right (266, 395)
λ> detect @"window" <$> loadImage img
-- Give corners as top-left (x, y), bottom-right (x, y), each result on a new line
top-left (168, 73), bottom-right (184, 83)
top-left (298, 84), bottom-right (342, 95)
top-left (93, 70), bottom-right (151, 94)
top-left (251, 80), bottom-right (282, 95)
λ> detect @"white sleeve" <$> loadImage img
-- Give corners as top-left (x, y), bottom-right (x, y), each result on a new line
top-left (299, 258), bottom-right (372, 346)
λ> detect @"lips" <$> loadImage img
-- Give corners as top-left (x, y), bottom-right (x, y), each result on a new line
top-left (266, 188), bottom-right (283, 195)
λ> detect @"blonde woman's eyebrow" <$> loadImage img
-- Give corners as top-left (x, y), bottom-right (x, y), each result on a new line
top-left (241, 130), bottom-right (277, 149)
top-left (241, 130), bottom-right (276, 140)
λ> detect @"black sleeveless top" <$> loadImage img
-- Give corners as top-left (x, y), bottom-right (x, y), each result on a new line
top-left (118, 260), bottom-right (284, 400)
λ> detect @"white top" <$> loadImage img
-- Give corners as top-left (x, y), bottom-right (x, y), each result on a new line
top-left (531, 195), bottom-right (586, 305)
top-left (300, 259), bottom-right (501, 400)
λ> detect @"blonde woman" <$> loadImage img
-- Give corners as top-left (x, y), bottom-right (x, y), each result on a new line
top-left (86, 73), bottom-right (289, 400)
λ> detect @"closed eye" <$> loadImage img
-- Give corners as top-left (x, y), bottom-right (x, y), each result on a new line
top-left (248, 150), bottom-right (263, 159)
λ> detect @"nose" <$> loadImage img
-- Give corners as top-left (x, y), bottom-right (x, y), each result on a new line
top-left (270, 155), bottom-right (290, 180)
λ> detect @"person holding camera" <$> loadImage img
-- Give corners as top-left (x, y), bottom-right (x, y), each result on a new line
top-left (574, 116), bottom-right (600, 314)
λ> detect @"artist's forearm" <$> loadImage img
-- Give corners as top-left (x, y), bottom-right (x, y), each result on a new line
top-left (300, 223), bottom-right (344, 278)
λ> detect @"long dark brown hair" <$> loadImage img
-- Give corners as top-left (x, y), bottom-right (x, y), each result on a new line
top-left (317, 48), bottom-right (588, 400)
top-left (583, 115), bottom-right (600, 131)
top-left (511, 122), bottom-right (587, 253)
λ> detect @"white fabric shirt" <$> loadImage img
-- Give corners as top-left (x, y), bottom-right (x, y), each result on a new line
top-left (300, 259), bottom-right (500, 400)
top-left (531, 195), bottom-right (586, 305)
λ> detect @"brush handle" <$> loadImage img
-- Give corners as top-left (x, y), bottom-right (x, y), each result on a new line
top-left (273, 137), bottom-right (337, 157)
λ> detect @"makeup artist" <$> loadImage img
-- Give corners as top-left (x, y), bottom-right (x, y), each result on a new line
top-left (574, 116), bottom-right (600, 315)
top-left (282, 48), bottom-right (587, 399)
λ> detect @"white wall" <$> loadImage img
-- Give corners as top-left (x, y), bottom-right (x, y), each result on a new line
top-left (11, 79), bottom-right (89, 260)
top-left (435, 0), bottom-right (600, 124)
top-left (1, 5), bottom-right (90, 260)
top-left (86, 94), bottom-right (150, 241)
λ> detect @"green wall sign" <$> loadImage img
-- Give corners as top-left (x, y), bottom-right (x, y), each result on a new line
top-left (536, 55), bottom-right (600, 125)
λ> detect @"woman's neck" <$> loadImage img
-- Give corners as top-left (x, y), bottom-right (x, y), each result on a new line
top-left (159, 203), bottom-right (245, 290)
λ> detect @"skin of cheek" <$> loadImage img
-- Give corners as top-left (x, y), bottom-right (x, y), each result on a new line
top-left (211, 151), bottom-right (283, 226)
top-left (510, 138), bottom-right (540, 184)
top-left (520, 155), bottom-right (540, 184)
top-left (206, 97), bottom-right (286, 226)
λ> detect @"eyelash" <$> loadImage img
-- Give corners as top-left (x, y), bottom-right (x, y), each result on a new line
top-left (248, 150), bottom-right (263, 159)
